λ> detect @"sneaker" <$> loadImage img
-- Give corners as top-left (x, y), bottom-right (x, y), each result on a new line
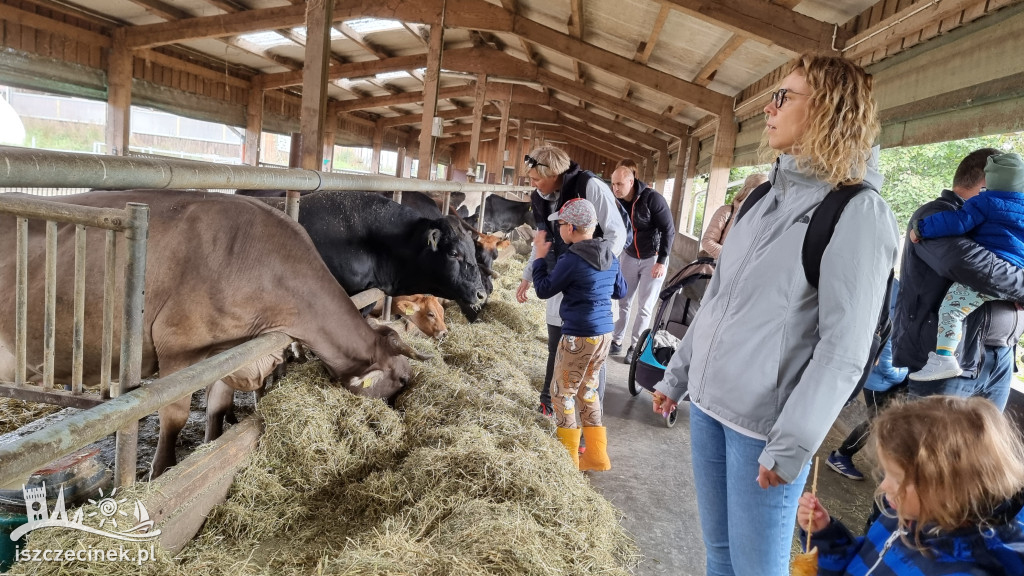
top-left (609, 341), bottom-right (622, 355)
top-left (625, 345), bottom-right (634, 359)
top-left (909, 352), bottom-right (963, 381)
top-left (538, 402), bottom-right (553, 417)
top-left (826, 451), bottom-right (864, 481)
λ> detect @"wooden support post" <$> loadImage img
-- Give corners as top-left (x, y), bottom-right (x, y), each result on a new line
top-left (371, 119), bottom-right (384, 174)
top-left (468, 73), bottom-right (487, 181)
top-left (395, 146), bottom-right (407, 177)
top-left (243, 83), bottom-right (263, 166)
top-left (512, 119), bottom-right (525, 184)
top-left (322, 123), bottom-right (335, 172)
top-left (494, 84), bottom-right (512, 183)
top-left (705, 105), bottom-right (737, 232)
top-left (298, 0), bottom-right (333, 172)
top-left (677, 135), bottom-right (699, 234)
top-left (655, 146), bottom-right (670, 192)
top-left (105, 29), bottom-right (132, 156)
top-left (417, 19), bottom-right (445, 180)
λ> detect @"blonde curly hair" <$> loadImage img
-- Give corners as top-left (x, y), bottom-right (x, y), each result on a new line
top-left (872, 396), bottom-right (1024, 548)
top-left (760, 54), bottom-right (880, 188)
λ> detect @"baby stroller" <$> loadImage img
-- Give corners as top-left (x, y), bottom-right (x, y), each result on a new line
top-left (627, 256), bottom-right (716, 427)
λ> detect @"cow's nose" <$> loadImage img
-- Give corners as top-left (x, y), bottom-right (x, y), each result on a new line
top-left (475, 289), bottom-right (487, 303)
top-left (436, 329), bottom-right (448, 341)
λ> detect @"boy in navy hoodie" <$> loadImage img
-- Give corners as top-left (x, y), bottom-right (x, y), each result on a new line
top-left (532, 198), bottom-right (627, 471)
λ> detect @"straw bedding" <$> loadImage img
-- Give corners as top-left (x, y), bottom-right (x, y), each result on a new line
top-left (8, 249), bottom-right (640, 575)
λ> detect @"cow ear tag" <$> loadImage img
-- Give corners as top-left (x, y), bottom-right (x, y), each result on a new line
top-left (427, 228), bottom-right (441, 251)
top-left (399, 302), bottom-right (416, 315)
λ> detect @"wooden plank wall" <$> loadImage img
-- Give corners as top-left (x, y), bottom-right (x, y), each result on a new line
top-left (732, 0), bottom-right (1002, 124)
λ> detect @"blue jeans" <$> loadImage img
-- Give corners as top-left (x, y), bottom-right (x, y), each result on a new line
top-left (690, 404), bottom-right (810, 576)
top-left (908, 345), bottom-right (1012, 410)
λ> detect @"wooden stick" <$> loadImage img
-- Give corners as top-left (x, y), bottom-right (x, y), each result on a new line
top-left (805, 456), bottom-right (820, 553)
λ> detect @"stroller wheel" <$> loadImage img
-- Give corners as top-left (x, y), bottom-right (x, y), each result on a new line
top-left (664, 406), bottom-right (678, 428)
top-left (627, 329), bottom-right (651, 397)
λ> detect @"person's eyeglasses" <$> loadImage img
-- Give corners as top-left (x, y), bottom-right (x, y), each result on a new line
top-left (769, 88), bottom-right (807, 109)
top-left (524, 154), bottom-right (548, 169)
top-left (558, 221), bottom-right (573, 229)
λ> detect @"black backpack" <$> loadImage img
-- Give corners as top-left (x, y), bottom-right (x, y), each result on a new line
top-left (735, 181), bottom-right (894, 405)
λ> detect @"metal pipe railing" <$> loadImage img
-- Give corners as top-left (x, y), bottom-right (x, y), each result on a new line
top-left (114, 203), bottom-right (149, 486)
top-left (0, 332), bottom-right (293, 489)
top-left (0, 147), bottom-right (534, 195)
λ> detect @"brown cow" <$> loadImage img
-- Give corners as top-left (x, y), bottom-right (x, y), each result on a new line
top-left (0, 190), bottom-right (428, 477)
top-left (371, 295), bottom-right (448, 340)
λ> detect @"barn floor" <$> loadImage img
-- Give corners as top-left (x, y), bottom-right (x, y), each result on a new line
top-left (591, 350), bottom-right (877, 576)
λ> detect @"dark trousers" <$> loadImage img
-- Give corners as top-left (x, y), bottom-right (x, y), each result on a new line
top-left (540, 323), bottom-right (606, 410)
top-left (836, 383), bottom-right (907, 458)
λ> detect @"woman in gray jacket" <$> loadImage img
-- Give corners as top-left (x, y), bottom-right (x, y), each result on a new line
top-left (652, 54), bottom-right (899, 576)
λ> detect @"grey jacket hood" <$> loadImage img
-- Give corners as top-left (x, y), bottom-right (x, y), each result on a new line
top-left (568, 237), bottom-right (616, 271)
top-left (655, 147), bottom-right (898, 482)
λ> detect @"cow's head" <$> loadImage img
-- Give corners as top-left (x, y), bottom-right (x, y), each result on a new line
top-left (419, 216), bottom-right (488, 307)
top-left (343, 325), bottom-right (432, 402)
top-left (394, 294), bottom-right (448, 340)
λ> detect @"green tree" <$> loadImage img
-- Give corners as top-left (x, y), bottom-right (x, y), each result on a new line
top-left (878, 133), bottom-right (1024, 229)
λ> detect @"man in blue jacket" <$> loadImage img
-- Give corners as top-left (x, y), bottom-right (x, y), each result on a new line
top-left (608, 165), bottom-right (675, 357)
top-left (892, 147), bottom-right (1024, 410)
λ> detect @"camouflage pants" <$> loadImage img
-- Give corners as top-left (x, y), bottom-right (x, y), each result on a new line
top-left (551, 333), bottom-right (611, 428)
top-left (937, 282), bottom-right (996, 353)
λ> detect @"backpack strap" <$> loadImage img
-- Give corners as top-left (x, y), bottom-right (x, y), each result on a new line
top-left (733, 181), bottom-right (772, 224)
top-left (802, 183), bottom-right (877, 288)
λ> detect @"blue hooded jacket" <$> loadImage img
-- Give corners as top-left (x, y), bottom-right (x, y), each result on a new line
top-left (802, 493), bottom-right (1024, 575)
top-left (916, 190), bottom-right (1024, 268)
top-left (532, 237), bottom-right (627, 336)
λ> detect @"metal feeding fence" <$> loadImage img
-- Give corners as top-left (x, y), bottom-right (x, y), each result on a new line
top-left (0, 146), bottom-right (531, 493)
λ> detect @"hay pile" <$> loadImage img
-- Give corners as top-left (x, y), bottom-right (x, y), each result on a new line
top-left (9, 253), bottom-right (640, 575)
top-left (0, 395), bottom-right (64, 436)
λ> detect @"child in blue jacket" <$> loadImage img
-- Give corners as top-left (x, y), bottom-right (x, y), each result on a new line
top-left (908, 152), bottom-right (1024, 381)
top-left (532, 198), bottom-right (626, 471)
top-left (798, 395), bottom-right (1024, 575)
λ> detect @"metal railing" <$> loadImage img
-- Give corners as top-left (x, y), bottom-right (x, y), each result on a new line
top-left (0, 146), bottom-right (533, 489)
top-left (0, 194), bottom-right (148, 486)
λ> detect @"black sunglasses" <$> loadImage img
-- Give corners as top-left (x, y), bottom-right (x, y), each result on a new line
top-left (524, 154), bottom-right (548, 169)
top-left (769, 88), bottom-right (807, 109)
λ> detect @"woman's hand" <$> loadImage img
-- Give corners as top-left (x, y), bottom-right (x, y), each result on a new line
top-left (652, 391), bottom-right (677, 418)
top-left (909, 228), bottom-right (920, 243)
top-left (515, 279), bottom-right (531, 303)
top-left (756, 465), bottom-right (786, 489)
top-left (797, 492), bottom-right (831, 533)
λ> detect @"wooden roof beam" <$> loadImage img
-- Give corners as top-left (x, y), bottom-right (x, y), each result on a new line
top-left (655, 0), bottom-right (844, 54)
top-left (693, 34), bottom-right (745, 87)
top-left (547, 99), bottom-right (670, 152)
top-left (635, 5), bottom-right (670, 65)
top-left (336, 21), bottom-right (393, 59)
top-left (334, 84), bottom-right (477, 112)
top-left (842, 0), bottom-right (981, 61)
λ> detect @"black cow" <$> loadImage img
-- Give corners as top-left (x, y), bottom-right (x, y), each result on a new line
top-left (297, 192), bottom-right (487, 308)
top-left (396, 192), bottom-right (504, 323)
top-left (465, 195), bottom-right (535, 235)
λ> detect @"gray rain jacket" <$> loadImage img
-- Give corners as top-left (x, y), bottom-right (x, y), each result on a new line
top-left (654, 150), bottom-right (899, 482)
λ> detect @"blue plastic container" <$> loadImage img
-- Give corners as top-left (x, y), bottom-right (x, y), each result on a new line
top-left (0, 512), bottom-right (28, 573)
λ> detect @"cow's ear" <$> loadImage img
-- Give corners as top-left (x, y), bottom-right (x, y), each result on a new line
top-left (387, 330), bottom-right (433, 361)
top-left (346, 369), bottom-right (384, 391)
top-left (498, 239), bottom-right (511, 249)
top-left (427, 228), bottom-right (441, 251)
top-left (398, 301), bottom-right (418, 315)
